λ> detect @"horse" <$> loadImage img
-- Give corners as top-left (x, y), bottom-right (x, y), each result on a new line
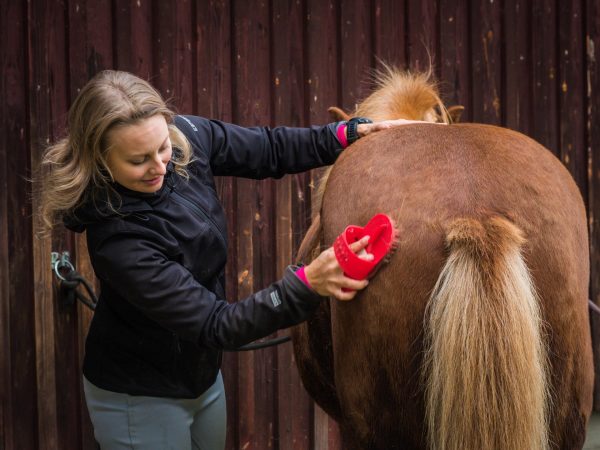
top-left (291, 67), bottom-right (594, 450)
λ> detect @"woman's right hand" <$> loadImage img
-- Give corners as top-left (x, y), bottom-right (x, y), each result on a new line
top-left (304, 236), bottom-right (372, 301)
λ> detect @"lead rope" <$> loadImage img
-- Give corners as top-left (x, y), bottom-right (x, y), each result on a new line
top-left (51, 252), bottom-right (290, 350)
top-left (52, 252), bottom-right (98, 310)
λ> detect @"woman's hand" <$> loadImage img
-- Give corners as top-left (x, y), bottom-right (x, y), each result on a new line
top-left (304, 235), bottom-right (373, 301)
top-left (357, 118), bottom-right (442, 138)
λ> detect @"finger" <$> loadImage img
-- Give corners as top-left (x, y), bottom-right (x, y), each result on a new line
top-left (358, 252), bottom-right (374, 261)
top-left (348, 235), bottom-right (370, 253)
top-left (333, 289), bottom-right (358, 301)
top-left (343, 278), bottom-right (369, 291)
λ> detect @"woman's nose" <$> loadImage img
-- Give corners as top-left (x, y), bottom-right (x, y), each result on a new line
top-left (150, 155), bottom-right (166, 175)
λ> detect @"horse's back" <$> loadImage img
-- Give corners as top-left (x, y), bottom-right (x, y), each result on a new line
top-left (320, 123), bottom-right (593, 449)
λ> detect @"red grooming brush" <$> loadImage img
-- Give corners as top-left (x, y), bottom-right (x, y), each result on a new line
top-left (333, 213), bottom-right (399, 282)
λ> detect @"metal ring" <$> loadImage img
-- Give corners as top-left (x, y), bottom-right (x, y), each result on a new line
top-left (53, 259), bottom-right (75, 281)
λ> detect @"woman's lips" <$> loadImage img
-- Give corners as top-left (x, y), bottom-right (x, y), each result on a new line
top-left (142, 175), bottom-right (163, 186)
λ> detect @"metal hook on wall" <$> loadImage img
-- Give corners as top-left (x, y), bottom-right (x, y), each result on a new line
top-left (50, 251), bottom-right (97, 311)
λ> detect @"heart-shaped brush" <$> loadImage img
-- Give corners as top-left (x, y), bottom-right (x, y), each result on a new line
top-left (333, 213), bottom-right (399, 282)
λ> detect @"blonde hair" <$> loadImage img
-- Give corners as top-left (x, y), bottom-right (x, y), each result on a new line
top-left (36, 70), bottom-right (192, 233)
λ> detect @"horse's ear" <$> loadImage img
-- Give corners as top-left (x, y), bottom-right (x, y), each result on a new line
top-left (328, 106), bottom-right (351, 121)
top-left (447, 105), bottom-right (465, 123)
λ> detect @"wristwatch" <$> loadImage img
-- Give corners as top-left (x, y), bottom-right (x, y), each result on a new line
top-left (346, 117), bottom-right (373, 145)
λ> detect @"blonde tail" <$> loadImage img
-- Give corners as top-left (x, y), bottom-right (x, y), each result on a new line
top-left (423, 217), bottom-right (549, 450)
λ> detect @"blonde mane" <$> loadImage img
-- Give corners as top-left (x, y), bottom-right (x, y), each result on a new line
top-left (354, 65), bottom-right (450, 123)
top-left (305, 67), bottom-right (449, 243)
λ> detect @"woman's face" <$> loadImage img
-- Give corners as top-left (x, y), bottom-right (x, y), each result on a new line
top-left (106, 114), bottom-right (173, 193)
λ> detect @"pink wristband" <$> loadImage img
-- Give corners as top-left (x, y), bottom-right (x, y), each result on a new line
top-left (336, 123), bottom-right (349, 148)
top-left (294, 266), bottom-right (313, 290)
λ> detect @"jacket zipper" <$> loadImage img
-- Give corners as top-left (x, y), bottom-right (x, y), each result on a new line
top-left (170, 191), bottom-right (227, 249)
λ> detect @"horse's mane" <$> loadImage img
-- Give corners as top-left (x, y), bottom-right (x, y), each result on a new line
top-left (354, 65), bottom-right (450, 123)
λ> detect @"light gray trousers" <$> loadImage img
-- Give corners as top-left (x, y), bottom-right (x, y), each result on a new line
top-left (83, 372), bottom-right (226, 450)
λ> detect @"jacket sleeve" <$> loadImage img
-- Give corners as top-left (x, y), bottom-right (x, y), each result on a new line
top-left (92, 230), bottom-right (323, 350)
top-left (174, 115), bottom-right (345, 179)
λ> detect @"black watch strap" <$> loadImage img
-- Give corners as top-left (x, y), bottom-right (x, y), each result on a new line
top-left (346, 117), bottom-right (373, 145)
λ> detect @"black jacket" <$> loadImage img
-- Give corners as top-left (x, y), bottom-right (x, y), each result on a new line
top-left (65, 115), bottom-right (344, 398)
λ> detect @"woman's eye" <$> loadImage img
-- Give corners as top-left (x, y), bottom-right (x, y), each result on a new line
top-left (130, 159), bottom-right (145, 165)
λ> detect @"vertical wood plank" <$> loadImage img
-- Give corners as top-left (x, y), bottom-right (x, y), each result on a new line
top-left (306, 0), bottom-right (340, 122)
top-left (504, 0), bottom-right (532, 134)
top-left (470, 0), bottom-right (502, 124)
top-left (28, 0), bottom-right (73, 448)
top-left (232, 1), bottom-right (275, 448)
top-left (340, 0), bottom-right (372, 112)
top-left (586, 0), bottom-right (600, 410)
top-left (114, 0), bottom-right (153, 77)
top-left (272, 1), bottom-right (313, 449)
top-left (439, 0), bottom-right (471, 120)
top-left (68, 0), bottom-right (114, 93)
top-left (373, 0), bottom-right (408, 69)
top-left (153, 0), bottom-right (195, 113)
top-left (558, 0), bottom-right (587, 201)
top-left (531, 0), bottom-right (559, 155)
top-left (1, 1), bottom-right (29, 448)
top-left (305, 1), bottom-right (342, 448)
top-left (407, 0), bottom-right (439, 73)
top-left (197, 0), bottom-right (233, 121)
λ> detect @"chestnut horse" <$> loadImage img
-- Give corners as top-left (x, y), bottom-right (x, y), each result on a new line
top-left (292, 68), bottom-right (594, 450)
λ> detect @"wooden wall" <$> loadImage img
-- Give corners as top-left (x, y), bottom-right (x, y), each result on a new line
top-left (1, 0), bottom-right (599, 449)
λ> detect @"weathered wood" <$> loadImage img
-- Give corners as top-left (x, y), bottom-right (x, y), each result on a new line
top-left (470, 0), bottom-right (502, 124)
top-left (4, 1), bottom-right (600, 448)
top-left (114, 0), bottom-right (153, 77)
top-left (586, 0), bottom-right (600, 410)
top-left (1, 1), bottom-right (29, 448)
top-left (439, 0), bottom-right (471, 120)
top-left (373, 0), bottom-right (408, 69)
top-left (504, 0), bottom-right (532, 135)
top-left (272, 1), bottom-right (313, 449)
top-left (407, 0), bottom-right (438, 74)
top-left (305, 1), bottom-right (342, 448)
top-left (154, 0), bottom-right (194, 113)
top-left (232, 1), bottom-right (274, 448)
top-left (531, 0), bottom-right (559, 155)
top-left (558, 0), bottom-right (588, 202)
top-left (28, 0), bottom-right (71, 448)
top-left (340, 0), bottom-right (372, 111)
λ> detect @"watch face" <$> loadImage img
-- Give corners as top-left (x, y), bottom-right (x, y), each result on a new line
top-left (350, 117), bottom-right (373, 125)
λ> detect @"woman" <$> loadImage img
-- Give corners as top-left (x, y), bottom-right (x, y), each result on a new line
top-left (38, 70), bottom-right (414, 449)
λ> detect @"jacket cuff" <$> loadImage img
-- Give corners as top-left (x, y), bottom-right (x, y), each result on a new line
top-left (284, 265), bottom-right (324, 303)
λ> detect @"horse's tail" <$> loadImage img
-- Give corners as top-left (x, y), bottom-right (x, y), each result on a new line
top-left (423, 217), bottom-right (549, 450)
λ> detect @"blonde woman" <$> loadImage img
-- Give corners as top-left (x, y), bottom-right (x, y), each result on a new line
top-left (39, 70), bottom-right (411, 449)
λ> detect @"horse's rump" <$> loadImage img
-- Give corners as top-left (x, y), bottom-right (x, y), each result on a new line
top-left (294, 122), bottom-right (593, 449)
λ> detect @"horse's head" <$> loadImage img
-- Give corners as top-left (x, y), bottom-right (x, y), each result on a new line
top-left (328, 65), bottom-right (464, 124)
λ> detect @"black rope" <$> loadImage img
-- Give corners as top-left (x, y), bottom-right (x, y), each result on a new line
top-left (227, 335), bottom-right (291, 352)
top-left (59, 270), bottom-right (98, 311)
top-left (52, 257), bottom-right (293, 349)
